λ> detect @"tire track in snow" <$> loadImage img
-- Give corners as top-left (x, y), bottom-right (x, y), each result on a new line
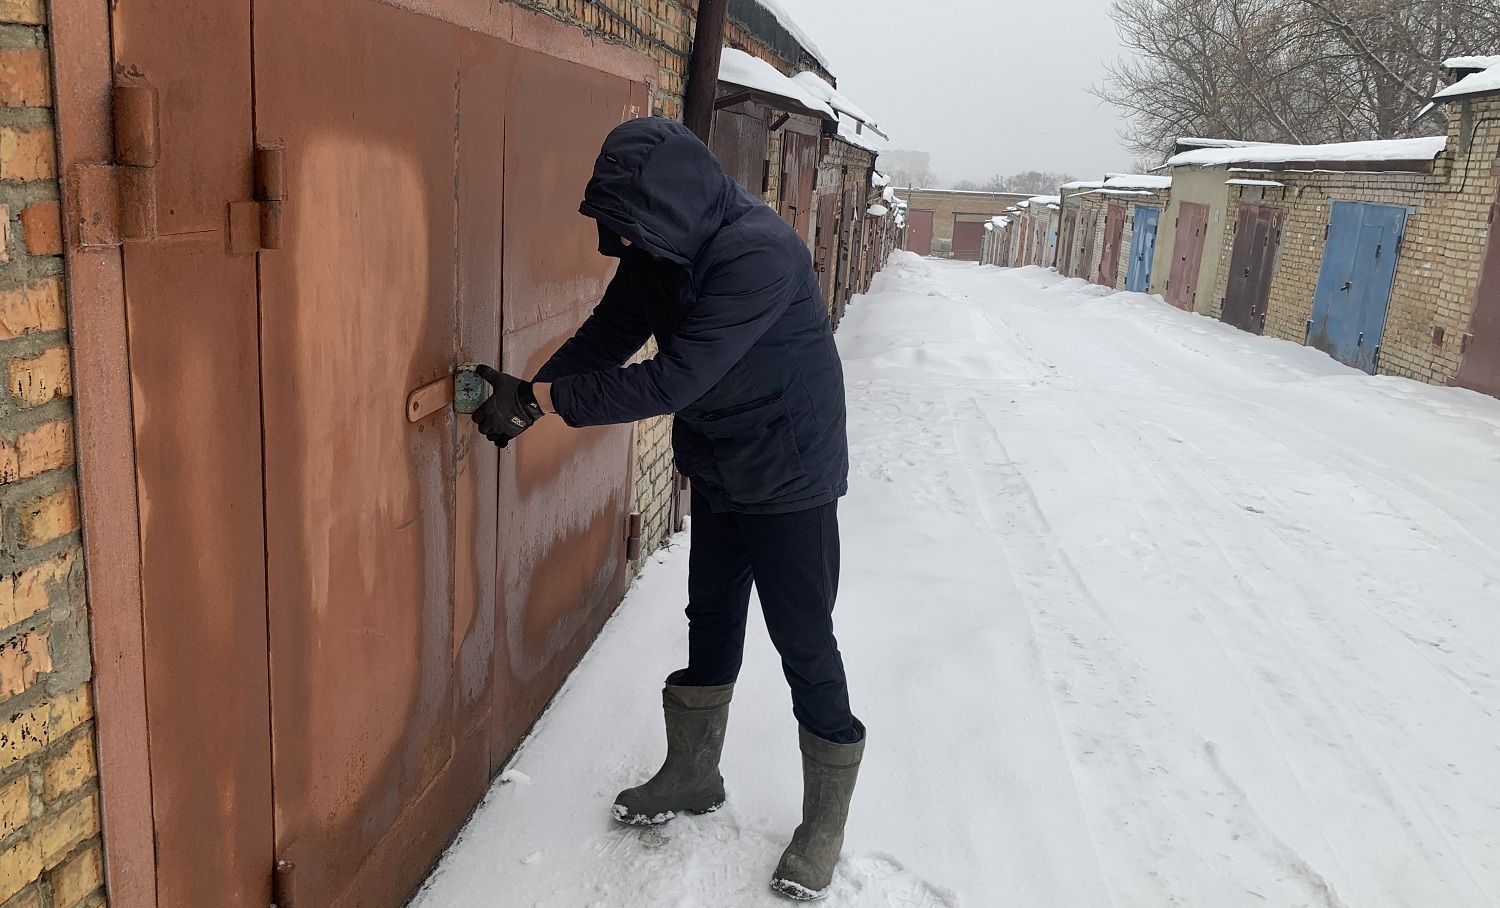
top-left (942, 390), bottom-right (1348, 908)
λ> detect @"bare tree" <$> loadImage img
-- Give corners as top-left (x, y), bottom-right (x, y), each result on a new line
top-left (1000, 170), bottom-right (1077, 193)
top-left (889, 166), bottom-right (940, 188)
top-left (1096, 0), bottom-right (1500, 161)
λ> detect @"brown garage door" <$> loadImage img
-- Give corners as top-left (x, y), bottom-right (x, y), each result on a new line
top-left (99, 0), bottom-right (650, 904)
top-left (779, 129), bottom-right (819, 245)
top-left (1097, 203), bottom-right (1126, 287)
top-left (1455, 193), bottom-right (1500, 398)
top-left (906, 209), bottom-right (935, 256)
top-left (1167, 201), bottom-right (1210, 310)
top-left (1221, 204), bottom-right (1285, 335)
top-left (952, 219), bottom-right (985, 260)
top-left (712, 101), bottom-right (770, 195)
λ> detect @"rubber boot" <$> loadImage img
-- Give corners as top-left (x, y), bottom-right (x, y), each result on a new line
top-left (770, 720), bottom-right (866, 901)
top-left (612, 674), bottom-right (734, 826)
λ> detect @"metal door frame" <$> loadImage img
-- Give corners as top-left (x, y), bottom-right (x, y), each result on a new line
top-left (51, 1), bottom-right (658, 903)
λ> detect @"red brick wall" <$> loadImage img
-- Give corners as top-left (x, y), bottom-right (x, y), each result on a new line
top-left (0, 2), bottom-right (104, 906)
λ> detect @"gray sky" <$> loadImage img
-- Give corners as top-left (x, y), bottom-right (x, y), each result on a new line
top-left (773, 0), bottom-right (1135, 184)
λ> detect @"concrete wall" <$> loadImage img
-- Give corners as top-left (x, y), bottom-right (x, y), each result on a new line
top-left (1151, 165), bottom-right (1233, 312)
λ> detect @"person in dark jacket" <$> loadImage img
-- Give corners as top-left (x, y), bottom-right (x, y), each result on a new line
top-left (472, 117), bottom-right (863, 900)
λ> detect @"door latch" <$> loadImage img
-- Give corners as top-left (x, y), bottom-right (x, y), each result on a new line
top-left (406, 364), bottom-right (491, 424)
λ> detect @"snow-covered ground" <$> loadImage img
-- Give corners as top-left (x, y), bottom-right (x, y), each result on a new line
top-left (413, 254), bottom-right (1500, 907)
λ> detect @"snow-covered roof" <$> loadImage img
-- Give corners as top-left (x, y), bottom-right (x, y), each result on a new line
top-left (1098, 189), bottom-right (1154, 197)
top-left (792, 71), bottom-right (879, 128)
top-left (991, 215), bottom-right (1010, 227)
top-left (835, 120), bottom-right (884, 154)
top-left (1435, 59), bottom-right (1500, 101)
top-left (1444, 55), bottom-right (1500, 72)
top-left (882, 186), bottom-right (898, 203)
top-left (1027, 194), bottom-right (1061, 206)
top-left (1059, 179), bottom-right (1106, 190)
top-left (748, 0), bottom-right (832, 72)
top-left (871, 171), bottom-right (890, 188)
top-left (1226, 178), bottom-right (1285, 187)
top-left (1176, 137), bottom-right (1273, 149)
top-left (1103, 173), bottom-right (1171, 190)
top-left (1167, 136), bottom-right (1446, 168)
top-left (867, 203), bottom-right (889, 217)
top-left (718, 48), bottom-right (834, 120)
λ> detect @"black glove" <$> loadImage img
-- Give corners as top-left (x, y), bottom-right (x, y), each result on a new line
top-left (472, 365), bottom-right (545, 447)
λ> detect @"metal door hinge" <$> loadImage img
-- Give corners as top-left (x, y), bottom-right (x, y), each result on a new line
top-left (230, 144), bottom-right (286, 254)
top-left (67, 79), bottom-right (160, 249)
top-left (625, 512), bottom-right (643, 561)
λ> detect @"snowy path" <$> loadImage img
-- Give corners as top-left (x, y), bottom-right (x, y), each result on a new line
top-left (413, 255), bottom-right (1500, 907)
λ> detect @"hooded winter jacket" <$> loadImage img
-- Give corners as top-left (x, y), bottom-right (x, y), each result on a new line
top-left (535, 117), bottom-right (848, 515)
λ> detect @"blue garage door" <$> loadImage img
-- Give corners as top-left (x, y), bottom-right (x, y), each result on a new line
top-left (1125, 207), bottom-right (1160, 292)
top-left (1308, 201), bottom-right (1408, 374)
top-left (1314, 201), bottom-right (1404, 372)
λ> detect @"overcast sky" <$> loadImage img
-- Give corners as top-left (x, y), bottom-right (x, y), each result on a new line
top-left (773, 0), bottom-right (1134, 184)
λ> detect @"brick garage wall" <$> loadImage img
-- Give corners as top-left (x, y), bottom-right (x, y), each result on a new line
top-left (0, 4), bottom-right (104, 907)
top-left (1150, 165), bottom-right (1233, 311)
top-left (893, 189), bottom-right (1031, 257)
top-left (1212, 108), bottom-right (1494, 386)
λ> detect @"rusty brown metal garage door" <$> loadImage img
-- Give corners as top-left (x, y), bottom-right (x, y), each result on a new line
top-left (952, 219), bottom-right (985, 261)
top-left (906, 209), bottom-right (935, 256)
top-left (1455, 192), bottom-right (1500, 398)
top-left (711, 101), bottom-right (770, 195)
top-left (93, 0), bottom-right (651, 904)
top-left (814, 186), bottom-right (841, 313)
top-left (779, 129), bottom-right (819, 245)
top-left (1167, 201), bottom-right (1210, 310)
top-left (1097, 203), bottom-right (1126, 288)
top-left (1221, 204), bottom-right (1285, 335)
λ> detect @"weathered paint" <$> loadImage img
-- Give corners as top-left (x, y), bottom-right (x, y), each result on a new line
top-left (1308, 201), bottom-right (1409, 374)
top-left (1166, 201), bottom-right (1210, 311)
top-left (711, 100), bottom-right (770, 194)
top-left (1125, 206), bottom-right (1159, 293)
top-left (1152, 165), bottom-right (1232, 312)
top-left (1456, 195), bottom-right (1500, 396)
top-left (107, 0), bottom-right (275, 903)
top-left (1221, 204), bottom-right (1285, 335)
top-left (1097, 203), bottom-right (1126, 288)
top-left (778, 128), bottom-right (818, 245)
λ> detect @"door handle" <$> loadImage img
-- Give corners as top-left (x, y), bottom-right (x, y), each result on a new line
top-left (1340, 281), bottom-right (1352, 292)
top-left (406, 364), bottom-right (490, 423)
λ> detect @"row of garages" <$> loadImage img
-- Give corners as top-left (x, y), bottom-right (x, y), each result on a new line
top-left (981, 56), bottom-right (1500, 400)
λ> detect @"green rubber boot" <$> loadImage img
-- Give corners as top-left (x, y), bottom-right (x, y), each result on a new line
top-left (770, 721), bottom-right (866, 901)
top-left (612, 674), bottom-right (734, 826)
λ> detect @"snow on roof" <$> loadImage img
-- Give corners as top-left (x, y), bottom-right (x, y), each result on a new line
top-left (792, 71), bottom-right (879, 128)
top-left (871, 171), bottom-right (890, 188)
top-left (835, 120), bottom-right (884, 154)
top-left (882, 186), bottom-right (898, 203)
top-left (1435, 60), bottom-right (1500, 101)
top-left (991, 215), bottom-right (1010, 227)
top-left (1098, 189), bottom-right (1154, 197)
top-left (867, 203), bottom-right (889, 217)
top-left (1059, 179), bottom-right (1106, 190)
top-left (1444, 55), bottom-right (1500, 71)
top-left (749, 0), bottom-right (832, 71)
top-left (1167, 136), bottom-right (1446, 168)
top-left (1226, 178), bottom-right (1285, 187)
top-left (1176, 137), bottom-right (1274, 149)
top-left (1027, 194), bottom-right (1061, 206)
top-left (718, 48), bottom-right (834, 119)
top-left (1103, 173), bottom-right (1171, 190)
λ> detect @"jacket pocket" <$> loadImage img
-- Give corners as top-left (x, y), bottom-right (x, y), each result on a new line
top-left (700, 395), bottom-right (808, 506)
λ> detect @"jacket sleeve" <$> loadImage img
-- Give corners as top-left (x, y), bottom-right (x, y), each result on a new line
top-left (549, 243), bottom-right (798, 427)
top-left (532, 269), bottom-right (652, 383)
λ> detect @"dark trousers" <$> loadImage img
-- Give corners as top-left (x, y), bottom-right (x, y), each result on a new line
top-left (678, 491), bottom-right (859, 744)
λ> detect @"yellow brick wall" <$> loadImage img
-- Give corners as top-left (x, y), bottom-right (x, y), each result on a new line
top-left (1208, 107), bottom-right (1497, 385)
top-left (0, 4), bottom-right (104, 906)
